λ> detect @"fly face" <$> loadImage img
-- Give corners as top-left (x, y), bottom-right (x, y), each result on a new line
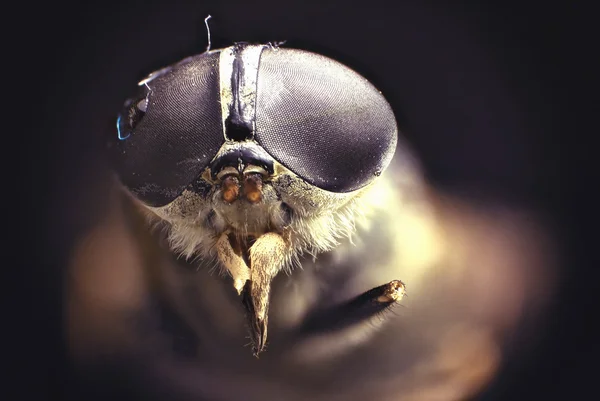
top-left (109, 42), bottom-right (400, 356)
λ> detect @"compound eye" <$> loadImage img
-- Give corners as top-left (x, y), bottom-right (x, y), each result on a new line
top-left (254, 48), bottom-right (397, 193)
top-left (110, 51), bottom-right (224, 207)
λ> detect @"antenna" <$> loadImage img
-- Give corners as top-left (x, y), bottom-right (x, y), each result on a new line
top-left (204, 15), bottom-right (212, 52)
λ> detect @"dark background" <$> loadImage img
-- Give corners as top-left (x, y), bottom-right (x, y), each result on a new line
top-left (10, 1), bottom-right (595, 400)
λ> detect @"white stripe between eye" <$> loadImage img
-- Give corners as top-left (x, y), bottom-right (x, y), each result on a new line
top-left (218, 44), bottom-right (267, 140)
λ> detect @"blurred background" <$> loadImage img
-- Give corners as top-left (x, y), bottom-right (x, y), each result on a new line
top-left (10, 0), bottom-right (595, 400)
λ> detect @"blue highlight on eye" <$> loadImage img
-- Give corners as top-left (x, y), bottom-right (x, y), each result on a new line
top-left (116, 115), bottom-right (130, 140)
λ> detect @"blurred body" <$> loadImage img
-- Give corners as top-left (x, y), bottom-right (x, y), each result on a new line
top-left (67, 150), bottom-right (553, 401)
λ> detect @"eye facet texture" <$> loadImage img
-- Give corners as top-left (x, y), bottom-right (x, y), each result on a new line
top-left (111, 45), bottom-right (398, 205)
top-left (255, 48), bottom-right (397, 192)
top-left (114, 52), bottom-right (223, 207)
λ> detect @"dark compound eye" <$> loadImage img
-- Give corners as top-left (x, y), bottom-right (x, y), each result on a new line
top-left (110, 44), bottom-right (398, 207)
top-left (254, 48), bottom-right (397, 193)
top-left (111, 51), bottom-right (224, 207)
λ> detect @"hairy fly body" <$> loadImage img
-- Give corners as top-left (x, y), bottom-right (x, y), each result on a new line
top-left (110, 42), bottom-right (401, 356)
top-left (65, 30), bottom-right (553, 401)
